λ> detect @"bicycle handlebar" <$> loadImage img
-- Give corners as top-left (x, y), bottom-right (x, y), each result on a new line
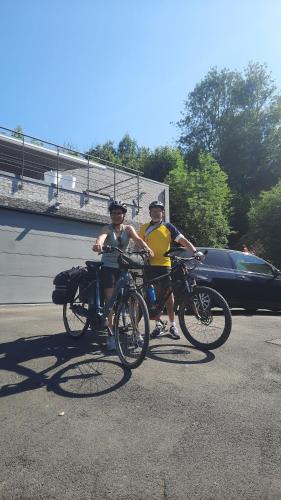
top-left (163, 247), bottom-right (208, 259)
top-left (100, 245), bottom-right (149, 258)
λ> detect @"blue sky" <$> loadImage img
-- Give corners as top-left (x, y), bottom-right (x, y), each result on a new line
top-left (1, 0), bottom-right (281, 152)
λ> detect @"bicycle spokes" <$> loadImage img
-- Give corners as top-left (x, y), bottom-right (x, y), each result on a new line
top-left (179, 287), bottom-right (232, 350)
top-left (114, 291), bottom-right (150, 369)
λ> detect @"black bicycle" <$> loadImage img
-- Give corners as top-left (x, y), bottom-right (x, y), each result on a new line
top-left (63, 246), bottom-right (150, 369)
top-left (139, 248), bottom-right (232, 350)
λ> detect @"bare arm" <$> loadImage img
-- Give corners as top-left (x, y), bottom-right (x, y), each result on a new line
top-left (127, 226), bottom-right (154, 257)
top-left (92, 226), bottom-right (110, 253)
top-left (177, 236), bottom-right (197, 254)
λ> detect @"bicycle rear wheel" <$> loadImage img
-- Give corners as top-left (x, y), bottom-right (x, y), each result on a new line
top-left (63, 302), bottom-right (90, 338)
top-left (178, 286), bottom-right (232, 350)
top-left (114, 290), bottom-right (150, 369)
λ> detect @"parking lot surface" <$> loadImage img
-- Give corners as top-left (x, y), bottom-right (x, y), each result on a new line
top-left (1, 305), bottom-right (281, 499)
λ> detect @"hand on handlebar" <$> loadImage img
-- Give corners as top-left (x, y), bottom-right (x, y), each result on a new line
top-left (144, 247), bottom-right (154, 258)
top-left (194, 250), bottom-right (205, 262)
top-left (92, 243), bottom-right (102, 253)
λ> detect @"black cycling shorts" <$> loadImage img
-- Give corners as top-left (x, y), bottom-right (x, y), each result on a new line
top-left (144, 266), bottom-right (171, 289)
top-left (101, 266), bottom-right (121, 289)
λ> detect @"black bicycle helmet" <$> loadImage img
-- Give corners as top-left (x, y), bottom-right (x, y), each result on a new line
top-left (149, 200), bottom-right (165, 211)
top-left (108, 200), bottom-right (127, 214)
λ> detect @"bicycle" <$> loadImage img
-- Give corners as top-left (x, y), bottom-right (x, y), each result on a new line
top-left (63, 246), bottom-right (150, 369)
top-left (138, 247), bottom-right (232, 350)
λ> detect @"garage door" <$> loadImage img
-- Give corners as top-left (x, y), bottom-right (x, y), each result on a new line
top-left (0, 209), bottom-right (101, 303)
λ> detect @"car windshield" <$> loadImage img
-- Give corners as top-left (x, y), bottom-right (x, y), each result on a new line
top-left (231, 253), bottom-right (273, 275)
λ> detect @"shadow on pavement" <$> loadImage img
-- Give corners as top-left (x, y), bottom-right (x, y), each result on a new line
top-left (147, 342), bottom-right (215, 365)
top-left (231, 309), bottom-right (281, 317)
top-left (0, 330), bottom-right (131, 398)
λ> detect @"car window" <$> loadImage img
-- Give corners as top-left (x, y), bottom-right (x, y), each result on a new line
top-left (230, 253), bottom-right (273, 275)
top-left (201, 250), bottom-right (233, 269)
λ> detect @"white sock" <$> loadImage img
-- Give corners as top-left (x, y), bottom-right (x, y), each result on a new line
top-left (170, 321), bottom-right (176, 327)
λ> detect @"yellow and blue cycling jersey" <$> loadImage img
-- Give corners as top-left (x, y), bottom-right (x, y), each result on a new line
top-left (139, 221), bottom-right (183, 267)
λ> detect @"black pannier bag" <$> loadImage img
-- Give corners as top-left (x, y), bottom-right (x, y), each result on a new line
top-left (52, 266), bottom-right (87, 305)
top-left (78, 273), bottom-right (93, 303)
top-left (78, 262), bottom-right (102, 304)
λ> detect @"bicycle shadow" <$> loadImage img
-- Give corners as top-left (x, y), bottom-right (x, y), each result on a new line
top-left (0, 331), bottom-right (131, 399)
top-left (147, 339), bottom-right (215, 365)
top-left (231, 309), bottom-right (281, 317)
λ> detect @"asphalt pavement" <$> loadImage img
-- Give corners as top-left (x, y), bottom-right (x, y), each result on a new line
top-left (0, 305), bottom-right (281, 500)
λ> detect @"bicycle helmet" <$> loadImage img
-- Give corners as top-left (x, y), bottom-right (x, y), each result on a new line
top-left (108, 200), bottom-right (127, 214)
top-left (149, 200), bottom-right (165, 211)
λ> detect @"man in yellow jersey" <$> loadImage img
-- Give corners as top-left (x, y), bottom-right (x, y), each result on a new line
top-left (139, 201), bottom-right (202, 339)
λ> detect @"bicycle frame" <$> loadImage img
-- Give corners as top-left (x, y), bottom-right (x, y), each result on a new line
top-left (87, 269), bottom-right (132, 328)
top-left (140, 258), bottom-right (198, 317)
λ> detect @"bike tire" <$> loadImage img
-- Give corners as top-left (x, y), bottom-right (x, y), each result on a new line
top-left (63, 302), bottom-right (90, 338)
top-left (178, 286), bottom-right (232, 350)
top-left (114, 290), bottom-right (150, 369)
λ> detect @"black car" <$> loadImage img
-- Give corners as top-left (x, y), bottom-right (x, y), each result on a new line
top-left (192, 248), bottom-right (281, 312)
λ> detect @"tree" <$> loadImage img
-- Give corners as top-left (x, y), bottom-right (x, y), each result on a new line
top-left (11, 125), bottom-right (24, 139)
top-left (177, 63), bottom-right (281, 239)
top-left (87, 140), bottom-right (119, 165)
top-left (62, 141), bottom-right (79, 156)
top-left (117, 134), bottom-right (139, 168)
top-left (143, 147), bottom-right (185, 183)
top-left (86, 134), bottom-right (147, 171)
top-left (247, 180), bottom-right (281, 267)
top-left (30, 139), bottom-right (44, 147)
top-left (165, 153), bottom-right (232, 247)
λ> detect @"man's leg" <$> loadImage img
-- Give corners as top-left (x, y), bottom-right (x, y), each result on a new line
top-left (165, 292), bottom-right (175, 322)
top-left (149, 268), bottom-right (170, 338)
top-left (165, 290), bottom-right (180, 340)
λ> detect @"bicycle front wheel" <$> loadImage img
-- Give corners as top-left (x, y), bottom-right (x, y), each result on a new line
top-left (178, 286), bottom-right (232, 350)
top-left (63, 302), bottom-right (90, 338)
top-left (114, 290), bottom-right (150, 369)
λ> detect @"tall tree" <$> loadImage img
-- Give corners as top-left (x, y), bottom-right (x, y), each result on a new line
top-left (87, 134), bottom-right (148, 171)
top-left (117, 134), bottom-right (139, 168)
top-left (177, 63), bottom-right (281, 238)
top-left (143, 147), bottom-right (185, 183)
top-left (165, 153), bottom-right (232, 247)
top-left (87, 140), bottom-right (119, 165)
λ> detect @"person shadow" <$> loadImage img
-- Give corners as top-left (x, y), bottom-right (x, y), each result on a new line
top-left (0, 331), bottom-right (131, 399)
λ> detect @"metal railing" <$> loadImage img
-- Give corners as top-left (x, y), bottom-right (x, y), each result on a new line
top-left (0, 126), bottom-right (142, 212)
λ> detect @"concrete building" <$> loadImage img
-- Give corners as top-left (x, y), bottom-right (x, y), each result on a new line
top-left (0, 127), bottom-right (169, 303)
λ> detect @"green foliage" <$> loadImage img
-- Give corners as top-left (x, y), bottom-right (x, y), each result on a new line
top-left (87, 140), bottom-right (119, 165)
top-left (62, 141), bottom-right (79, 156)
top-left (117, 134), bottom-right (140, 169)
top-left (87, 134), bottom-right (149, 171)
top-left (165, 153), bottom-right (232, 247)
top-left (177, 63), bottom-right (281, 239)
top-left (30, 139), bottom-right (44, 147)
top-left (11, 125), bottom-right (24, 139)
top-left (143, 147), bottom-right (185, 183)
top-left (247, 181), bottom-right (281, 267)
